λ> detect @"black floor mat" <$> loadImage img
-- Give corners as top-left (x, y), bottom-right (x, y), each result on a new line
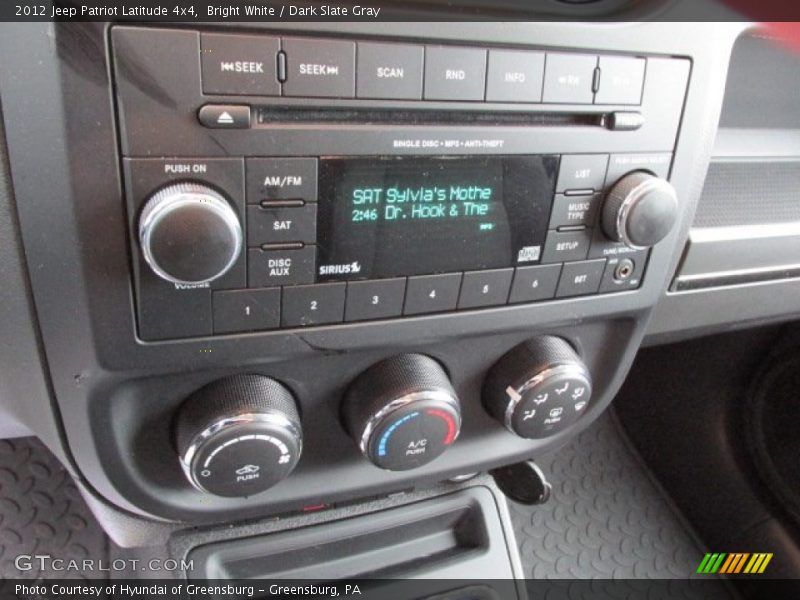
top-left (508, 412), bottom-right (727, 584)
top-left (0, 438), bottom-right (108, 580)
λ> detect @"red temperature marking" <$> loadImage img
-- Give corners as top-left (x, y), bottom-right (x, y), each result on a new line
top-left (427, 408), bottom-right (457, 445)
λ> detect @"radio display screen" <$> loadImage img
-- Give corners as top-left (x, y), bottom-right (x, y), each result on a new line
top-left (317, 155), bottom-right (558, 281)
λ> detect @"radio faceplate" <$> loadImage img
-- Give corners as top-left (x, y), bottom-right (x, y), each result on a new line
top-left (113, 26), bottom-right (688, 341)
top-left (124, 152), bottom-right (658, 340)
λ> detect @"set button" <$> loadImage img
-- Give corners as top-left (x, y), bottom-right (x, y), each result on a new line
top-left (556, 260), bottom-right (606, 298)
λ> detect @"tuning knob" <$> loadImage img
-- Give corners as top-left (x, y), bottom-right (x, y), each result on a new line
top-left (342, 354), bottom-right (461, 471)
top-left (483, 337), bottom-right (592, 439)
top-left (175, 375), bottom-right (302, 497)
top-left (601, 171), bottom-right (678, 249)
top-left (139, 182), bottom-right (242, 285)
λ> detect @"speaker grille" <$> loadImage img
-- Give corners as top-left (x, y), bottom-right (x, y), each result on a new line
top-left (694, 160), bottom-right (800, 229)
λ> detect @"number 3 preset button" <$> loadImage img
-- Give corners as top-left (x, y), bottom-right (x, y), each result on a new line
top-left (404, 273), bottom-right (463, 316)
top-left (345, 278), bottom-right (406, 322)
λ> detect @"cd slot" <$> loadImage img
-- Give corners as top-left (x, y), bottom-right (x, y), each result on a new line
top-left (257, 106), bottom-right (608, 128)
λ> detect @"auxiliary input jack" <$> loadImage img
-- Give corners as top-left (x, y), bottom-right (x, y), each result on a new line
top-left (491, 461), bottom-right (552, 505)
top-left (613, 258), bottom-right (635, 282)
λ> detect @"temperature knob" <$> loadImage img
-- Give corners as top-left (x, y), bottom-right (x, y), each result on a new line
top-left (602, 171), bottom-right (678, 249)
top-left (483, 337), bottom-right (592, 439)
top-left (139, 182), bottom-right (242, 285)
top-left (342, 354), bottom-right (461, 471)
top-left (175, 374), bottom-right (302, 497)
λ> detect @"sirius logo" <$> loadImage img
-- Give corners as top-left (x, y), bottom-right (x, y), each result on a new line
top-left (319, 262), bottom-right (362, 276)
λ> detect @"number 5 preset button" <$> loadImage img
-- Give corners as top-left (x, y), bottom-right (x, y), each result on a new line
top-left (345, 278), bottom-right (406, 322)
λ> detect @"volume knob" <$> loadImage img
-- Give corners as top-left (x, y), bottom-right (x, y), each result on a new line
top-left (601, 171), bottom-right (678, 249)
top-left (139, 182), bottom-right (242, 285)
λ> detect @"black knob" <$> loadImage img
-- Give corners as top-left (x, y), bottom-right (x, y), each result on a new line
top-left (602, 171), bottom-right (678, 249)
top-left (483, 337), bottom-right (592, 439)
top-left (139, 182), bottom-right (242, 285)
top-left (342, 354), bottom-right (461, 471)
top-left (175, 375), bottom-right (302, 498)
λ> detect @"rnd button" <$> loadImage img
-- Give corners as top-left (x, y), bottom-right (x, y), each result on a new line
top-left (248, 247), bottom-right (316, 287)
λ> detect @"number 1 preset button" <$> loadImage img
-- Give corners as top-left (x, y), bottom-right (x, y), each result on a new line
top-left (345, 278), bottom-right (407, 322)
top-left (404, 273), bottom-right (463, 316)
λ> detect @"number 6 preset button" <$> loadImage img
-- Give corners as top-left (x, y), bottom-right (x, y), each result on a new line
top-left (345, 279), bottom-right (406, 322)
top-left (403, 273), bottom-right (463, 316)
top-left (281, 282), bottom-right (346, 327)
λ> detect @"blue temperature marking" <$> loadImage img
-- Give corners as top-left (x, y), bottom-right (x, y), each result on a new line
top-left (377, 412), bottom-right (420, 457)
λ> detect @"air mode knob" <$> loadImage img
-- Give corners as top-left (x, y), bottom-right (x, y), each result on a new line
top-left (342, 354), bottom-right (461, 471)
top-left (484, 337), bottom-right (592, 439)
top-left (602, 171), bottom-right (678, 249)
top-left (175, 374), bottom-right (302, 498)
top-left (139, 182), bottom-right (242, 285)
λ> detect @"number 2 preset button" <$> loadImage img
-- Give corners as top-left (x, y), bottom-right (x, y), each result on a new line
top-left (345, 279), bottom-right (406, 322)
top-left (282, 283), bottom-right (346, 327)
top-left (404, 273), bottom-right (463, 316)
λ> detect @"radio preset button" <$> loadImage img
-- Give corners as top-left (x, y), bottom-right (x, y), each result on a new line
top-left (282, 38), bottom-right (355, 98)
top-left (594, 56), bottom-right (646, 105)
top-left (556, 259), bottom-right (606, 298)
top-left (246, 158), bottom-right (318, 203)
top-left (508, 264), bottom-right (562, 304)
top-left (543, 53), bottom-right (598, 104)
top-left (200, 33), bottom-right (280, 96)
top-left (549, 193), bottom-right (602, 229)
top-left (345, 278), bottom-right (406, 322)
top-left (357, 42), bottom-right (424, 100)
top-left (282, 283), bottom-right (346, 327)
top-left (542, 229), bottom-right (592, 264)
top-left (213, 288), bottom-right (281, 334)
top-left (404, 273), bottom-right (463, 315)
top-left (423, 46), bottom-right (487, 101)
top-left (247, 204), bottom-right (317, 245)
top-left (248, 246), bottom-right (316, 288)
top-left (557, 154), bottom-right (609, 193)
top-left (485, 50), bottom-right (545, 103)
top-left (458, 269), bottom-right (513, 309)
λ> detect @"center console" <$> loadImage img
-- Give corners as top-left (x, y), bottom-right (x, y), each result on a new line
top-left (0, 20), bottom-right (737, 546)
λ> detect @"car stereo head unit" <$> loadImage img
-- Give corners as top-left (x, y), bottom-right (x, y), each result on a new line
top-left (112, 26), bottom-right (690, 341)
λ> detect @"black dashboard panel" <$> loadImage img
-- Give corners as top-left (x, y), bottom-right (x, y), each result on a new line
top-left (0, 20), bottom-right (744, 526)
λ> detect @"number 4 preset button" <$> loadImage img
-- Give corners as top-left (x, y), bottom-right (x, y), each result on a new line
top-left (404, 273), bottom-right (463, 316)
top-left (345, 279), bottom-right (406, 322)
